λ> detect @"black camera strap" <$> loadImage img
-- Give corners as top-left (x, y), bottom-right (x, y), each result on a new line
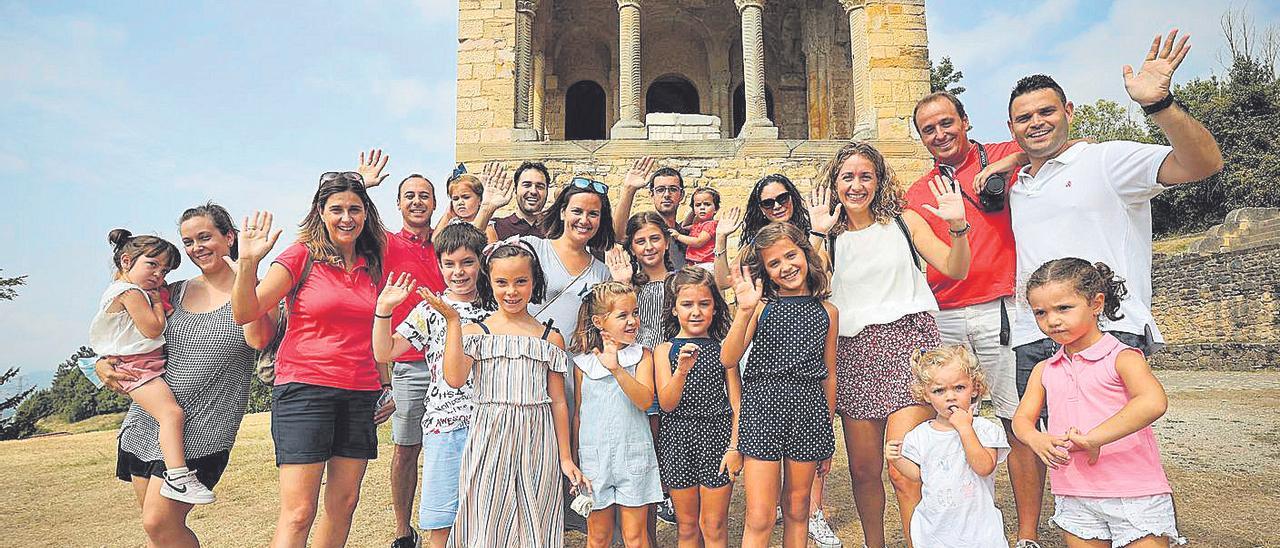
top-left (936, 140), bottom-right (988, 211)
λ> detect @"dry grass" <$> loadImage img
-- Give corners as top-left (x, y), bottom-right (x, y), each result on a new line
top-left (2, 372), bottom-right (1277, 547)
top-left (35, 411), bottom-right (125, 435)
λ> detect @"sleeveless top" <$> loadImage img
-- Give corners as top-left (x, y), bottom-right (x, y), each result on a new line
top-left (574, 345), bottom-right (650, 446)
top-left (89, 281), bottom-right (166, 356)
top-left (829, 222), bottom-right (938, 337)
top-left (636, 280), bottom-right (666, 349)
top-left (118, 280), bottom-right (256, 461)
top-left (462, 323), bottom-right (567, 406)
top-left (664, 337), bottom-right (731, 418)
top-left (743, 296), bottom-right (829, 381)
top-left (1042, 334), bottom-right (1171, 497)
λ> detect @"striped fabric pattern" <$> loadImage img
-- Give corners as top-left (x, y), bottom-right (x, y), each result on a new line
top-left (446, 334), bottom-right (568, 548)
top-left (635, 280), bottom-right (666, 349)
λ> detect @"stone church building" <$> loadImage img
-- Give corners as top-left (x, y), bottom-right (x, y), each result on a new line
top-left (455, 0), bottom-right (933, 213)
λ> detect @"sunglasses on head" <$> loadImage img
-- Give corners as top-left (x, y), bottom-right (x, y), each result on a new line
top-left (570, 177), bottom-right (609, 195)
top-left (320, 171), bottom-right (366, 188)
top-left (758, 192), bottom-right (793, 210)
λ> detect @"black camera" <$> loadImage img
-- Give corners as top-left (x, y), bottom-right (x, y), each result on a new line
top-left (977, 172), bottom-right (1007, 212)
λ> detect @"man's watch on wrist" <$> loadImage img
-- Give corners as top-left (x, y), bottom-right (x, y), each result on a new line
top-left (1141, 93), bottom-right (1176, 116)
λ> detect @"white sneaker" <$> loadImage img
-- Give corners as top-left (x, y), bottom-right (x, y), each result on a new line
top-left (808, 509), bottom-right (842, 547)
top-left (1014, 541), bottom-right (1044, 548)
top-left (160, 469), bottom-right (216, 504)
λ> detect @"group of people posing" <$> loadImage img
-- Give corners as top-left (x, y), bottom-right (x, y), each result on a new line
top-left (89, 30), bottom-right (1222, 548)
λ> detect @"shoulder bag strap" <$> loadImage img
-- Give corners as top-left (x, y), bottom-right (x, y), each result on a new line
top-left (893, 215), bottom-right (924, 272)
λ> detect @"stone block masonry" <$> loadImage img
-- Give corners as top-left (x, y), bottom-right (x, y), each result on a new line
top-left (1150, 243), bottom-right (1280, 371)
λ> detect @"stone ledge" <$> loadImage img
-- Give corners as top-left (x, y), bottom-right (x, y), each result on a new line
top-left (1150, 343), bottom-right (1280, 371)
top-left (457, 139), bottom-right (929, 162)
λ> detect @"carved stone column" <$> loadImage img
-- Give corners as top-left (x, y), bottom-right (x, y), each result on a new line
top-left (840, 0), bottom-right (876, 139)
top-left (735, 0), bottom-right (778, 138)
top-left (611, 0), bottom-right (647, 139)
top-left (513, 0), bottom-right (540, 141)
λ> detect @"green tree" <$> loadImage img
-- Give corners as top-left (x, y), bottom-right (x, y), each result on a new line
top-left (0, 269), bottom-right (38, 440)
top-left (1147, 11), bottom-right (1280, 235)
top-left (930, 56), bottom-right (966, 95)
top-left (46, 347), bottom-right (131, 423)
top-left (0, 269), bottom-right (26, 301)
top-left (1069, 99), bottom-right (1154, 143)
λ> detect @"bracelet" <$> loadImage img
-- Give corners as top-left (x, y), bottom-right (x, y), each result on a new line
top-left (381, 383), bottom-right (392, 389)
top-left (715, 248), bottom-right (727, 258)
top-left (374, 313), bottom-right (393, 319)
top-left (1141, 93), bottom-right (1175, 116)
top-left (948, 223), bottom-right (972, 237)
top-left (725, 447), bottom-right (739, 453)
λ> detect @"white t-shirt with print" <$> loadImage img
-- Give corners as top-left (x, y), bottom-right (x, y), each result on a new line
top-left (395, 295), bottom-right (490, 435)
top-left (901, 417), bottom-right (1010, 548)
top-left (1009, 141), bottom-right (1173, 347)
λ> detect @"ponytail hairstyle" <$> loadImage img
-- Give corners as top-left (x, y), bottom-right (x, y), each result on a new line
top-left (476, 239), bottom-right (547, 310)
top-left (1026, 258), bottom-right (1129, 321)
top-left (662, 266), bottom-right (731, 341)
top-left (738, 222), bottom-right (830, 300)
top-left (108, 229), bottom-right (181, 276)
top-left (569, 281), bottom-right (636, 354)
top-left (178, 201), bottom-right (239, 259)
top-left (909, 345), bottom-right (987, 404)
top-left (623, 211), bottom-right (673, 286)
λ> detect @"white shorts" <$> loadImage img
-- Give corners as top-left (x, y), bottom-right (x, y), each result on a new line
top-left (931, 297), bottom-right (1018, 419)
top-left (1052, 494), bottom-right (1186, 547)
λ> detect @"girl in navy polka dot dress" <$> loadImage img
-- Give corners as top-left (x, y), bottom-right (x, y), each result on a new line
top-left (721, 222), bottom-right (839, 548)
top-left (654, 266), bottom-right (742, 547)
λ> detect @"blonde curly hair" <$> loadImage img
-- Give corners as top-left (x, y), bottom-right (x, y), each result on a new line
top-left (909, 345), bottom-right (988, 404)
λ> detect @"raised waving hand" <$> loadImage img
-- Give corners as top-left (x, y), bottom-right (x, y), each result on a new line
top-left (1124, 29), bottom-right (1190, 107)
top-left (357, 148), bottom-right (390, 188)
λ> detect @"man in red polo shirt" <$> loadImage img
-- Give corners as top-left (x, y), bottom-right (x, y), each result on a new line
top-left (905, 93), bottom-right (1043, 548)
top-left (356, 149), bottom-right (447, 548)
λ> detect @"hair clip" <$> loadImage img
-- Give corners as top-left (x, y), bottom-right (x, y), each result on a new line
top-left (449, 163), bottom-right (467, 181)
top-left (481, 236), bottom-right (530, 262)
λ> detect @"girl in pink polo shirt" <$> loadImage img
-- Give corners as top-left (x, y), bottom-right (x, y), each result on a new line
top-left (1013, 258), bottom-right (1184, 547)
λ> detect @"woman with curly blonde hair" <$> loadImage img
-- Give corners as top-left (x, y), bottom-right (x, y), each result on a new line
top-left (807, 141), bottom-right (974, 548)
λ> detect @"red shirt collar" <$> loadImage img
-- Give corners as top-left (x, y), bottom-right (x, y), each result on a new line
top-left (395, 228), bottom-right (434, 247)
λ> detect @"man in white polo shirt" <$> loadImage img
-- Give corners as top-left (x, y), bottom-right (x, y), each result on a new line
top-left (994, 29), bottom-right (1222, 532)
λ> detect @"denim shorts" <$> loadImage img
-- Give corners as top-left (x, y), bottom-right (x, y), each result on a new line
top-left (418, 427), bottom-right (469, 530)
top-left (270, 382), bottom-right (379, 465)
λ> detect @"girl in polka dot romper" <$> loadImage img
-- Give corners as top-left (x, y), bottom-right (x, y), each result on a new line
top-left (653, 266), bottom-right (743, 547)
top-left (721, 223), bottom-right (839, 548)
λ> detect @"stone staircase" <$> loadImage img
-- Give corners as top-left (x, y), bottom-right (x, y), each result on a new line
top-left (1189, 207), bottom-right (1280, 253)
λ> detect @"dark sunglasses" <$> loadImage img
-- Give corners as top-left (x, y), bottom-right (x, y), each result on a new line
top-left (570, 177), bottom-right (609, 195)
top-left (758, 192), bottom-right (793, 210)
top-left (320, 171), bottom-right (366, 189)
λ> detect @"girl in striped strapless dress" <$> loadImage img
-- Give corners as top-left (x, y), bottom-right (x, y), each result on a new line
top-left (429, 240), bottom-right (589, 548)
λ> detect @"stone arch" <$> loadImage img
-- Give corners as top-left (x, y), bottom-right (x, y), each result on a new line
top-left (645, 74), bottom-right (700, 115)
top-left (564, 80), bottom-right (607, 140)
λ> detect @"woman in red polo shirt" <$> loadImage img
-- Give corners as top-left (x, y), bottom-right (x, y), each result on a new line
top-left (230, 171), bottom-right (389, 547)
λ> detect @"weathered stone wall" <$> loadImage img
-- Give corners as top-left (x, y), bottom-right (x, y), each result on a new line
top-left (457, 0), bottom-right (518, 145)
top-left (862, 0), bottom-right (931, 140)
top-left (1150, 243), bottom-right (1280, 371)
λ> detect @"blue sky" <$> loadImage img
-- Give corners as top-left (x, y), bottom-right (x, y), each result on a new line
top-left (4, 0), bottom-right (1277, 383)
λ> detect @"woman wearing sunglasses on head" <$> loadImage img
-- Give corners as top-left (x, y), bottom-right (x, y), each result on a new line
top-left (711, 173), bottom-right (816, 290)
top-left (229, 171), bottom-right (395, 548)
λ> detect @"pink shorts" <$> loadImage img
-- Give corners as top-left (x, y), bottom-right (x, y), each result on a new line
top-left (112, 347), bottom-right (167, 393)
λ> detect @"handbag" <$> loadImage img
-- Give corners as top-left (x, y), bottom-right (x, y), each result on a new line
top-left (254, 258), bottom-right (313, 384)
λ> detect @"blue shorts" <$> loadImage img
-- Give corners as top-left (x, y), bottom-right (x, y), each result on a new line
top-left (418, 426), bottom-right (469, 530)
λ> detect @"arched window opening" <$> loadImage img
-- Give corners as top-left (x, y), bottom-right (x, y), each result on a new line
top-left (646, 75), bottom-right (700, 115)
top-left (564, 80), bottom-right (607, 140)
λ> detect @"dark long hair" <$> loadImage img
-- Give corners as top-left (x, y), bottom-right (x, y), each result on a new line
top-left (662, 266), bottom-right (731, 341)
top-left (739, 223), bottom-right (830, 300)
top-left (623, 211), bottom-right (673, 286)
top-left (538, 183), bottom-right (615, 251)
top-left (298, 172), bottom-right (387, 281)
top-left (108, 229), bottom-right (181, 275)
top-left (477, 240), bottom-right (547, 310)
top-left (741, 173), bottom-right (811, 248)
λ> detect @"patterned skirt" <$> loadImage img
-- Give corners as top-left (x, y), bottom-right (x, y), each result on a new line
top-left (835, 311), bottom-right (941, 420)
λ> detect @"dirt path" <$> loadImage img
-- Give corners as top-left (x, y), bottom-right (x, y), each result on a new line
top-left (0, 370), bottom-right (1276, 547)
